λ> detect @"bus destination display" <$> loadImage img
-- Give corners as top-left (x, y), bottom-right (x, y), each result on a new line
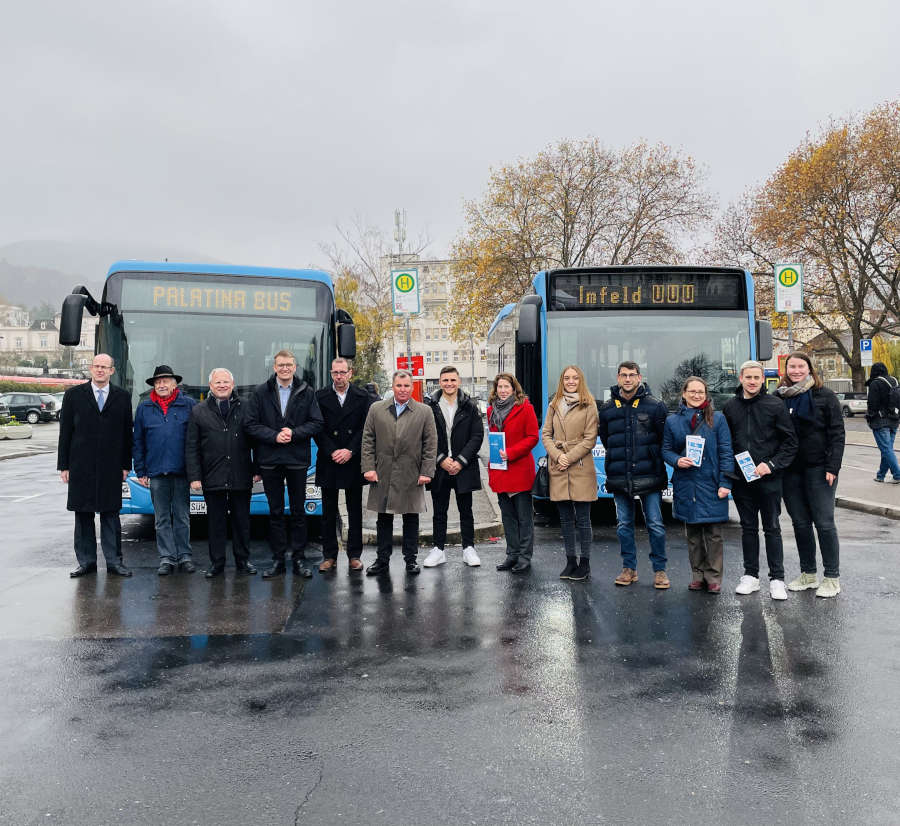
top-left (550, 271), bottom-right (744, 311)
top-left (121, 278), bottom-right (322, 318)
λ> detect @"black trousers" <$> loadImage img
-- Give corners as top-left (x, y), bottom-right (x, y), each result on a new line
top-left (204, 488), bottom-right (251, 566)
top-left (321, 485), bottom-right (363, 559)
top-left (731, 480), bottom-right (784, 580)
top-left (376, 512), bottom-right (419, 562)
top-left (496, 491), bottom-right (534, 561)
top-left (74, 511), bottom-right (122, 568)
top-left (431, 479), bottom-right (475, 549)
top-left (260, 466), bottom-right (308, 561)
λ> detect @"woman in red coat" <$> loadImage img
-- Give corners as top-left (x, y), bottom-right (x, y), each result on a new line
top-left (487, 373), bottom-right (540, 573)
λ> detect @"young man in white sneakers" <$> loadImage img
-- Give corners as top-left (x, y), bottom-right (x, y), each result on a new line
top-left (723, 361), bottom-right (798, 600)
top-left (423, 367), bottom-right (484, 568)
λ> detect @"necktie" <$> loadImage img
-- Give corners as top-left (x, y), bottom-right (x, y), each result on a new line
top-left (97, 389), bottom-right (105, 411)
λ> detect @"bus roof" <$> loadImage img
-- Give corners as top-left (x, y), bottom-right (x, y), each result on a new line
top-left (107, 260), bottom-right (334, 286)
top-left (486, 303), bottom-right (516, 338)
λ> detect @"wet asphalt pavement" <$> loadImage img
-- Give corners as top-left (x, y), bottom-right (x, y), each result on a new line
top-left (1, 453), bottom-right (899, 825)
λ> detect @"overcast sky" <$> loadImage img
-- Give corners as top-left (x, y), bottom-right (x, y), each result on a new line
top-left (1, 0), bottom-right (897, 270)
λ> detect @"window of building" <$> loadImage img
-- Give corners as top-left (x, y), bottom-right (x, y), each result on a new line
top-left (425, 351), bottom-right (432, 363)
top-left (15, 337), bottom-right (23, 349)
top-left (425, 328), bottom-right (432, 340)
top-left (441, 328), bottom-right (449, 339)
top-left (442, 351), bottom-right (449, 362)
top-left (40, 336), bottom-right (48, 348)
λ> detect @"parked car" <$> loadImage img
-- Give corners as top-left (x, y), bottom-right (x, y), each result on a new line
top-left (836, 391), bottom-right (868, 418)
top-left (0, 392), bottom-right (54, 424)
top-left (40, 394), bottom-right (58, 419)
top-left (0, 398), bottom-right (9, 421)
top-left (52, 392), bottom-right (66, 420)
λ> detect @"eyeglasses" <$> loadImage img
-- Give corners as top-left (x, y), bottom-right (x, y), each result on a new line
top-left (274, 363), bottom-right (294, 369)
top-left (331, 370), bottom-right (349, 375)
top-left (685, 390), bottom-right (706, 395)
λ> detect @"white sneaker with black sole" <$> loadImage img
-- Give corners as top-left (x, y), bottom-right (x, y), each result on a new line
top-left (422, 547), bottom-right (447, 567)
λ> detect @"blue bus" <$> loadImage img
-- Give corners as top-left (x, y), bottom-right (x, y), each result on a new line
top-left (486, 266), bottom-right (772, 499)
top-left (59, 261), bottom-right (356, 517)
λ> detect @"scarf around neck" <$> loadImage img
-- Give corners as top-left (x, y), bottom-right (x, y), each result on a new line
top-left (689, 399), bottom-right (710, 431)
top-left (490, 395), bottom-right (516, 431)
top-left (775, 375), bottom-right (816, 421)
top-left (559, 390), bottom-right (581, 417)
top-left (151, 387), bottom-right (179, 415)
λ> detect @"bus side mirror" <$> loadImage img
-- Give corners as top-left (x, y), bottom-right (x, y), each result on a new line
top-left (59, 294), bottom-right (87, 346)
top-left (756, 319), bottom-right (773, 362)
top-left (338, 323), bottom-right (356, 359)
top-left (518, 296), bottom-right (542, 345)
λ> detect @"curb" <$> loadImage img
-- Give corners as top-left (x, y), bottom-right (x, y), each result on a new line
top-left (836, 496), bottom-right (900, 521)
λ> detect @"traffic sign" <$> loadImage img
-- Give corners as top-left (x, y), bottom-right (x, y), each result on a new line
top-left (775, 263), bottom-right (804, 313)
top-left (396, 355), bottom-right (424, 377)
top-left (391, 268), bottom-right (420, 315)
top-left (860, 338), bottom-right (873, 367)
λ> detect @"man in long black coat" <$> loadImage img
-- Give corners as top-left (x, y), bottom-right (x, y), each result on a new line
top-left (57, 353), bottom-right (134, 577)
top-left (313, 358), bottom-right (372, 573)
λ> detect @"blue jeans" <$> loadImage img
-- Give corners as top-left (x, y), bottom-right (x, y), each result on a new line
top-left (149, 475), bottom-right (191, 563)
top-left (873, 427), bottom-right (900, 481)
top-left (613, 492), bottom-right (667, 572)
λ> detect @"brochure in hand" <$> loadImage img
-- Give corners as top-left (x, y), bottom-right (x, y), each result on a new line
top-left (735, 450), bottom-right (760, 482)
top-left (488, 432), bottom-right (507, 470)
top-left (685, 435), bottom-right (705, 466)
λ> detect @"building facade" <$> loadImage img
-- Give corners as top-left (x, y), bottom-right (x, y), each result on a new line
top-left (0, 309), bottom-right (96, 371)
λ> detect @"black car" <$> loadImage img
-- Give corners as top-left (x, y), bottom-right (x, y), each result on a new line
top-left (0, 392), bottom-right (54, 424)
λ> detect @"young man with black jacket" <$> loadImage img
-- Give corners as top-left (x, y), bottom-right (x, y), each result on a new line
top-left (422, 366), bottom-right (485, 568)
top-left (244, 350), bottom-right (324, 578)
top-left (722, 360), bottom-right (798, 600)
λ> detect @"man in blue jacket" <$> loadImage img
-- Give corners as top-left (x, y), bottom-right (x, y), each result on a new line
top-left (133, 365), bottom-right (197, 575)
top-left (597, 361), bottom-right (670, 589)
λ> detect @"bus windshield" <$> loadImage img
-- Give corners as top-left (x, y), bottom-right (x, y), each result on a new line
top-left (545, 312), bottom-right (749, 411)
top-left (100, 273), bottom-right (334, 409)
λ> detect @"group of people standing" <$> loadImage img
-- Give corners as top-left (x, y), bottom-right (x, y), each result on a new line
top-left (485, 355), bottom-right (847, 599)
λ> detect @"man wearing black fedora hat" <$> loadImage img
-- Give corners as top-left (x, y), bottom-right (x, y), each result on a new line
top-left (134, 364), bottom-right (197, 575)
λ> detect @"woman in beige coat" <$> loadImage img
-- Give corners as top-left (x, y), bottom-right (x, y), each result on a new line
top-left (541, 365), bottom-right (599, 581)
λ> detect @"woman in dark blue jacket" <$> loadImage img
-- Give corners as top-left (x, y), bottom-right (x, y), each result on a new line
top-left (662, 376), bottom-right (733, 593)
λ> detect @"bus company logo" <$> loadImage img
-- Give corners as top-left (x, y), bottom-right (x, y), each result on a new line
top-left (151, 286), bottom-right (292, 313)
top-left (578, 284), bottom-right (696, 306)
top-left (778, 267), bottom-right (799, 287)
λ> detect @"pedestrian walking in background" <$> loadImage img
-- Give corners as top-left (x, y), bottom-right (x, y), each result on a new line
top-left (597, 361), bottom-right (670, 589)
top-left (244, 350), bottom-right (324, 579)
top-left (662, 376), bottom-right (733, 594)
top-left (541, 365), bottom-right (598, 582)
top-left (185, 368), bottom-right (259, 578)
top-left (423, 366), bottom-right (484, 569)
top-left (723, 360), bottom-right (798, 600)
top-left (775, 352), bottom-right (845, 598)
top-left (361, 370), bottom-right (437, 576)
top-left (314, 358), bottom-right (372, 574)
top-left (58, 353), bottom-right (134, 578)
top-left (865, 361), bottom-right (900, 484)
top-left (487, 373), bottom-right (539, 574)
top-left (133, 365), bottom-right (197, 575)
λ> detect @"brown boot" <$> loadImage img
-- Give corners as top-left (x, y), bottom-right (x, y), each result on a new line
top-left (615, 568), bottom-right (638, 586)
top-left (654, 570), bottom-right (670, 589)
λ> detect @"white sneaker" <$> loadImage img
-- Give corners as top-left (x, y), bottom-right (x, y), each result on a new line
top-left (462, 546), bottom-right (481, 567)
top-left (735, 575), bottom-right (760, 595)
top-left (422, 547), bottom-right (447, 567)
top-left (770, 579), bottom-right (788, 600)
top-left (816, 577), bottom-right (841, 598)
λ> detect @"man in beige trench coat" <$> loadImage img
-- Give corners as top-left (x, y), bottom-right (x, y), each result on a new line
top-left (362, 370), bottom-right (437, 576)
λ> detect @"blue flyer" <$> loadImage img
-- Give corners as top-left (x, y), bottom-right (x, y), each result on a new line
top-left (488, 432), bottom-right (507, 470)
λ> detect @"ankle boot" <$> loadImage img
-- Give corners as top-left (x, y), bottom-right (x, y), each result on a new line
top-left (560, 556), bottom-right (578, 579)
top-left (569, 558), bottom-right (590, 581)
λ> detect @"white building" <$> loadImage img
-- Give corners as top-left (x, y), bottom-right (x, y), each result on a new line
top-left (383, 257), bottom-right (490, 398)
top-left (0, 312), bottom-right (96, 368)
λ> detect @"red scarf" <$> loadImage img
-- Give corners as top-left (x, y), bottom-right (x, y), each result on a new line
top-left (690, 399), bottom-right (710, 430)
top-left (151, 387), bottom-right (178, 415)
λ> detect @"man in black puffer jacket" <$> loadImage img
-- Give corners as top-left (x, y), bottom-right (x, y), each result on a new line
top-left (723, 360), bottom-right (797, 600)
top-left (244, 350), bottom-right (324, 578)
top-left (422, 367), bottom-right (484, 569)
top-left (186, 368), bottom-right (259, 578)
top-left (597, 361), bottom-right (670, 589)
top-left (866, 361), bottom-right (900, 483)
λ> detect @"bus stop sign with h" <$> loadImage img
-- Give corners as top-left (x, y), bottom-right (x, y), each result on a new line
top-left (775, 263), bottom-right (803, 350)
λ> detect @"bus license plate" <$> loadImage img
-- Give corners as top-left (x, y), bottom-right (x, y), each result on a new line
top-left (190, 500), bottom-right (207, 515)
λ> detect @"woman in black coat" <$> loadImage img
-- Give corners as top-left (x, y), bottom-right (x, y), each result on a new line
top-left (774, 352), bottom-right (844, 598)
